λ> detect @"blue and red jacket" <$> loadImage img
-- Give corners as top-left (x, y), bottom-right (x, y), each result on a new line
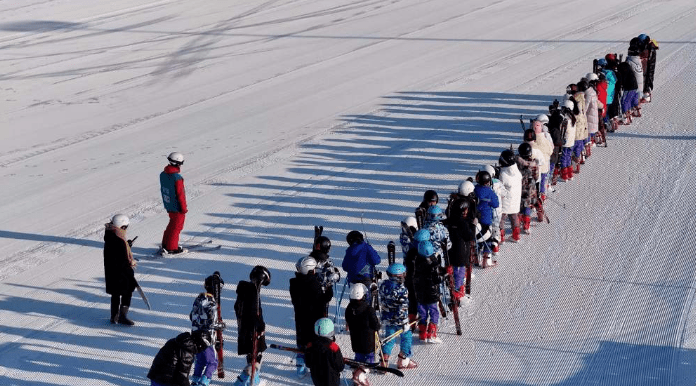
top-left (160, 165), bottom-right (187, 213)
top-left (474, 184), bottom-right (499, 226)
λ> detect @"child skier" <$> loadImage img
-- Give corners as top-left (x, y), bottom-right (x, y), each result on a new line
top-left (559, 99), bottom-right (578, 182)
top-left (474, 170), bottom-right (500, 267)
top-left (379, 263), bottom-right (418, 370)
top-left (570, 81), bottom-right (588, 173)
top-left (498, 150), bottom-right (522, 242)
top-left (304, 318), bottom-right (345, 386)
top-left (399, 216), bottom-right (419, 259)
top-left (444, 198), bottom-right (477, 300)
top-left (412, 240), bottom-right (443, 344)
top-left (290, 256), bottom-right (334, 378)
top-left (483, 165), bottom-right (504, 255)
top-left (345, 283), bottom-right (381, 386)
top-left (189, 274), bottom-right (221, 386)
top-left (147, 330), bottom-right (211, 386)
top-left (233, 266), bottom-right (271, 386)
top-left (517, 143), bottom-right (542, 233)
top-left (424, 205), bottom-right (451, 258)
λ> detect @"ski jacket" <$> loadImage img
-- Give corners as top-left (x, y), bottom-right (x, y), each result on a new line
top-left (573, 92), bottom-right (588, 140)
top-left (403, 247), bottom-right (418, 313)
top-left (399, 228), bottom-right (417, 259)
top-left (563, 112), bottom-right (577, 148)
top-left (290, 272), bottom-right (333, 348)
top-left (342, 242), bottom-right (381, 284)
top-left (147, 332), bottom-right (199, 386)
top-left (531, 136), bottom-right (553, 174)
top-left (516, 157), bottom-right (538, 211)
top-left (379, 279), bottom-right (409, 326)
top-left (103, 223), bottom-right (136, 296)
top-left (474, 185), bottom-right (499, 226)
top-left (446, 216), bottom-right (476, 267)
top-left (424, 221), bottom-right (451, 255)
top-left (499, 164), bottom-right (522, 214)
top-left (585, 87), bottom-right (602, 135)
top-left (626, 55), bottom-right (644, 96)
top-left (596, 81), bottom-right (608, 118)
top-left (190, 293), bottom-right (218, 333)
top-left (412, 252), bottom-right (442, 305)
top-left (490, 179), bottom-right (504, 224)
top-left (617, 61), bottom-right (638, 91)
top-left (160, 165), bottom-right (187, 213)
top-left (310, 250), bottom-right (341, 290)
top-left (234, 280), bottom-right (267, 356)
top-left (305, 337), bottom-right (345, 386)
top-left (345, 298), bottom-right (380, 355)
top-left (602, 69), bottom-right (617, 105)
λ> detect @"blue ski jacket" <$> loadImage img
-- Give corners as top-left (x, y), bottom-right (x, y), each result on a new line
top-left (474, 185), bottom-right (499, 226)
top-left (342, 242), bottom-right (380, 283)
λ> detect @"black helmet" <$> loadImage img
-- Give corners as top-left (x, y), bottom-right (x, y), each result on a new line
top-left (518, 143), bottom-right (533, 159)
top-left (250, 265), bottom-right (271, 286)
top-left (566, 83), bottom-right (578, 95)
top-left (346, 230), bottom-right (364, 246)
top-left (314, 236), bottom-right (331, 254)
top-left (524, 128), bottom-right (536, 142)
top-left (204, 271), bottom-right (223, 294)
top-left (577, 79), bottom-right (589, 92)
top-left (422, 190), bottom-right (438, 204)
top-left (499, 149), bottom-right (516, 167)
top-left (476, 170), bottom-right (491, 186)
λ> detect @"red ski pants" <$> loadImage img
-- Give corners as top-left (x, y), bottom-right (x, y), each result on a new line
top-left (162, 212), bottom-right (186, 251)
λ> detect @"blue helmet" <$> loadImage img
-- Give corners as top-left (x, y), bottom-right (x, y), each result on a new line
top-left (426, 205), bottom-right (445, 222)
top-left (387, 263), bottom-right (406, 276)
top-left (314, 317), bottom-right (335, 338)
top-left (597, 58), bottom-right (607, 68)
top-left (638, 33), bottom-right (648, 42)
top-left (414, 229), bottom-right (430, 242)
top-left (418, 241), bottom-right (434, 257)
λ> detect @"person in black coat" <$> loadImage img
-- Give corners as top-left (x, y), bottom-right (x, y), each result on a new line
top-left (446, 198), bottom-right (477, 298)
top-left (345, 283), bottom-right (380, 386)
top-left (147, 330), bottom-right (211, 386)
top-left (103, 214), bottom-right (137, 325)
top-left (290, 256), bottom-right (334, 376)
top-left (305, 317), bottom-right (345, 386)
top-left (234, 265), bottom-right (271, 385)
top-left (403, 246), bottom-right (419, 328)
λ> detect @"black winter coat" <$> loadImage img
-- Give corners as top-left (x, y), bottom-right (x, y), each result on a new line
top-left (617, 61), bottom-right (638, 91)
top-left (103, 226), bottom-right (136, 296)
top-left (290, 272), bottom-right (333, 347)
top-left (305, 336), bottom-right (345, 386)
top-left (345, 299), bottom-right (380, 355)
top-left (403, 247), bottom-right (418, 315)
top-left (234, 280), bottom-right (267, 355)
top-left (413, 253), bottom-right (442, 305)
top-left (447, 216), bottom-right (477, 267)
top-left (147, 332), bottom-right (199, 386)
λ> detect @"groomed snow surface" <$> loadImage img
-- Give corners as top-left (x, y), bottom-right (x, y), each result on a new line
top-left (1, 0), bottom-right (696, 385)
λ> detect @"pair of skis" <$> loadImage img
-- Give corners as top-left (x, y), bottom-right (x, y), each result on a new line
top-left (440, 242), bottom-right (462, 335)
top-left (269, 344), bottom-right (404, 377)
top-left (211, 272), bottom-right (226, 379)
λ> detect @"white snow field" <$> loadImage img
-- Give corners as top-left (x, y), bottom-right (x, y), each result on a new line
top-left (1, 0), bottom-right (696, 385)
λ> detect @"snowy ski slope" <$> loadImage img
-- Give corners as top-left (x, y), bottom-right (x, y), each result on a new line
top-left (1, 0), bottom-right (695, 385)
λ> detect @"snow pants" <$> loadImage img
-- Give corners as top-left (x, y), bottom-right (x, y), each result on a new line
top-left (453, 265), bottom-right (467, 290)
top-left (500, 213), bottom-right (520, 230)
top-left (193, 345), bottom-right (218, 379)
top-left (162, 211), bottom-right (186, 251)
top-left (539, 172), bottom-right (548, 194)
top-left (417, 303), bottom-right (440, 326)
top-left (573, 140), bottom-right (584, 159)
top-left (621, 89), bottom-right (639, 113)
top-left (382, 324), bottom-right (413, 357)
top-left (560, 147), bottom-right (573, 168)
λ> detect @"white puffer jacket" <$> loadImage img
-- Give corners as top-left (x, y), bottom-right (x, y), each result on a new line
top-left (563, 113), bottom-right (576, 148)
top-left (499, 164), bottom-right (522, 215)
top-left (627, 55), bottom-right (644, 98)
top-left (584, 87), bottom-right (603, 135)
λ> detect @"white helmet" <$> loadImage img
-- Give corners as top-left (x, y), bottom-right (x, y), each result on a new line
top-left (111, 214), bottom-right (129, 228)
top-left (167, 152), bottom-right (184, 166)
top-left (534, 114), bottom-right (549, 124)
top-left (349, 283), bottom-right (367, 300)
top-left (563, 100), bottom-right (574, 110)
top-left (296, 256), bottom-right (317, 275)
top-left (458, 180), bottom-right (475, 196)
top-left (585, 72), bottom-right (599, 82)
top-left (402, 216), bottom-right (418, 230)
top-left (483, 165), bottom-right (496, 179)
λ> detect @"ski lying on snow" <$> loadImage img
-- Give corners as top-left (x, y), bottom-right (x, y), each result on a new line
top-left (269, 344), bottom-right (404, 377)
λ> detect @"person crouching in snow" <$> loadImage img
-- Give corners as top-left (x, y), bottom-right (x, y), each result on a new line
top-left (474, 170), bottom-right (500, 267)
top-left (233, 266), bottom-right (271, 386)
top-left (412, 241), bottom-right (444, 344)
top-left (103, 214), bottom-right (137, 326)
top-left (305, 317), bottom-right (345, 386)
top-left (498, 150), bottom-right (522, 242)
top-left (147, 330), bottom-right (211, 386)
top-left (345, 283), bottom-right (380, 386)
top-left (379, 263), bottom-right (418, 370)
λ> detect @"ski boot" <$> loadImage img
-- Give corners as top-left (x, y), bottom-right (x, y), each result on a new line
top-left (426, 323), bottom-right (442, 344)
top-left (522, 215), bottom-right (531, 235)
top-left (296, 354), bottom-right (309, 378)
top-left (191, 375), bottom-right (210, 386)
top-left (512, 227), bottom-right (521, 242)
top-left (574, 163), bottom-right (580, 175)
top-left (408, 314), bottom-right (418, 331)
top-left (352, 366), bottom-right (370, 386)
top-left (378, 354), bottom-right (389, 369)
top-left (397, 353), bottom-right (418, 369)
top-left (234, 365), bottom-right (261, 386)
top-left (499, 228), bottom-right (505, 244)
top-left (418, 323), bottom-right (428, 341)
top-left (633, 107), bottom-right (642, 117)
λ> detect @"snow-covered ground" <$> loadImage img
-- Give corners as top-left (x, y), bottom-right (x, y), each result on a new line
top-left (1, 0), bottom-right (696, 385)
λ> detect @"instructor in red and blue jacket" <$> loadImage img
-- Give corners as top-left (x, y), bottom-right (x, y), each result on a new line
top-left (160, 152), bottom-right (187, 254)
